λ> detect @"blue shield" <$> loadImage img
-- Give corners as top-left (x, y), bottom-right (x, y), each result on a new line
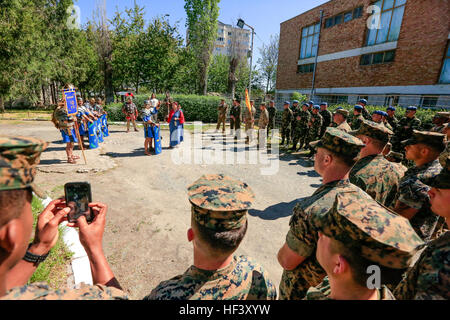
top-left (88, 122), bottom-right (99, 149)
top-left (154, 126), bottom-right (162, 155)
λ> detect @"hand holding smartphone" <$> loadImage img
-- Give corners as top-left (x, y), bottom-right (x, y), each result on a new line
top-left (64, 182), bottom-right (94, 224)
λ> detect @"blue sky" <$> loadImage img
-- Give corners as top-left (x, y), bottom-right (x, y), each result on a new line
top-left (75, 0), bottom-right (329, 61)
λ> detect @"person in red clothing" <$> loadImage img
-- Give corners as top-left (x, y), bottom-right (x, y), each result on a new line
top-left (167, 102), bottom-right (185, 148)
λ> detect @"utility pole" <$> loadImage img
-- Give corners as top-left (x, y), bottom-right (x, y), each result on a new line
top-left (237, 19), bottom-right (255, 98)
top-left (310, 10), bottom-right (324, 100)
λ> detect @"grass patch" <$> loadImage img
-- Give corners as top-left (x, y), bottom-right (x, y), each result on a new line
top-left (29, 197), bottom-right (73, 289)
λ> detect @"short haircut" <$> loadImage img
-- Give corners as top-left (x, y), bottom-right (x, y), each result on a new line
top-left (417, 143), bottom-right (445, 155)
top-left (330, 238), bottom-right (405, 287)
top-left (192, 217), bottom-right (248, 258)
top-left (326, 149), bottom-right (358, 168)
top-left (0, 188), bottom-right (32, 227)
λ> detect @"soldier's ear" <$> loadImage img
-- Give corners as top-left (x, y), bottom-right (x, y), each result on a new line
top-left (187, 228), bottom-right (194, 242)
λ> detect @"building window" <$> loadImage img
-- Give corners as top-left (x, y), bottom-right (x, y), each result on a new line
top-left (217, 37), bottom-right (224, 42)
top-left (299, 23), bottom-right (320, 59)
top-left (297, 63), bottom-right (315, 73)
top-left (366, 0), bottom-right (406, 46)
top-left (421, 96), bottom-right (438, 108)
top-left (439, 41), bottom-right (450, 84)
top-left (324, 6), bottom-right (363, 29)
top-left (360, 50), bottom-right (396, 65)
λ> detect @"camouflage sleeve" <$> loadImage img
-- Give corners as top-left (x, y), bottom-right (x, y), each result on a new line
top-left (246, 270), bottom-right (278, 300)
top-left (285, 204), bottom-right (317, 258)
top-left (2, 282), bottom-right (128, 300)
top-left (397, 178), bottom-right (430, 210)
top-left (411, 118), bottom-right (422, 130)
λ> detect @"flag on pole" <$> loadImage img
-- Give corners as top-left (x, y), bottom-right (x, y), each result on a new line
top-left (245, 89), bottom-right (252, 114)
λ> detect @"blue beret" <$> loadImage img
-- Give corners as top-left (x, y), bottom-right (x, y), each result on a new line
top-left (313, 105), bottom-right (321, 110)
top-left (359, 99), bottom-right (368, 104)
top-left (373, 110), bottom-right (384, 116)
top-left (284, 101), bottom-right (291, 105)
top-left (303, 103), bottom-right (309, 107)
top-left (292, 100), bottom-right (299, 104)
top-left (406, 106), bottom-right (417, 111)
top-left (354, 105), bottom-right (363, 110)
top-left (335, 106), bottom-right (344, 110)
top-left (308, 100), bottom-right (314, 105)
top-left (320, 102), bottom-right (328, 106)
top-left (381, 111), bottom-right (388, 117)
top-left (387, 106), bottom-right (396, 111)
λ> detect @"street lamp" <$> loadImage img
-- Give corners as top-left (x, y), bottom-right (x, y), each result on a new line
top-left (236, 18), bottom-right (255, 98)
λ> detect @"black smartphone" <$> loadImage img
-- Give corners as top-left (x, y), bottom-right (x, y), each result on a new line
top-left (64, 182), bottom-right (94, 224)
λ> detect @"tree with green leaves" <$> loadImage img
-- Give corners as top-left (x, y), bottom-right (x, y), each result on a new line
top-left (184, 0), bottom-right (220, 95)
top-left (257, 34), bottom-right (279, 94)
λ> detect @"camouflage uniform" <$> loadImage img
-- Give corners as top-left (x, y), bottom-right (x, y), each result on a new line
top-left (336, 121), bottom-right (352, 133)
top-left (145, 174), bottom-right (276, 300)
top-left (281, 107), bottom-right (294, 145)
top-left (349, 121), bottom-right (401, 207)
top-left (305, 193), bottom-right (423, 300)
top-left (2, 282), bottom-right (127, 300)
top-left (216, 102), bottom-right (228, 133)
top-left (387, 115), bottom-right (399, 131)
top-left (351, 114), bottom-right (364, 131)
top-left (305, 277), bottom-right (396, 300)
top-left (392, 115), bottom-right (421, 152)
top-left (243, 104), bottom-right (256, 143)
top-left (0, 136), bottom-right (129, 300)
top-left (291, 107), bottom-right (311, 150)
top-left (385, 151), bottom-right (408, 176)
top-left (279, 128), bottom-right (373, 299)
top-left (319, 108), bottom-right (332, 138)
top-left (267, 104), bottom-right (277, 136)
top-left (230, 103), bottom-right (241, 138)
top-left (394, 157), bottom-right (450, 300)
top-left (258, 107), bottom-right (269, 149)
top-left (308, 109), bottom-right (323, 155)
top-left (394, 131), bottom-right (447, 241)
top-left (361, 106), bottom-right (371, 121)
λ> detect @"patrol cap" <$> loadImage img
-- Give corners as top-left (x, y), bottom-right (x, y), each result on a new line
top-left (284, 101), bottom-right (291, 105)
top-left (354, 105), bottom-right (363, 111)
top-left (401, 130), bottom-right (446, 150)
top-left (420, 155), bottom-right (450, 189)
top-left (359, 99), bottom-right (368, 105)
top-left (0, 136), bottom-right (48, 198)
top-left (187, 174), bottom-right (255, 231)
top-left (292, 100), bottom-right (299, 104)
top-left (406, 106), bottom-right (417, 111)
top-left (312, 193), bottom-right (424, 269)
top-left (309, 127), bottom-right (365, 159)
top-left (320, 102), bottom-right (328, 106)
top-left (351, 120), bottom-right (393, 143)
top-left (387, 106), bottom-right (396, 111)
top-left (334, 109), bottom-right (349, 117)
top-left (313, 105), bottom-right (321, 110)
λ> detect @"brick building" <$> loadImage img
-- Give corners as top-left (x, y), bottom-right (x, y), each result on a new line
top-left (276, 0), bottom-right (450, 109)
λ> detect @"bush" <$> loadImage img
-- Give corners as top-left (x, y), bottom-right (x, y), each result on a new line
top-left (105, 94), bottom-right (226, 123)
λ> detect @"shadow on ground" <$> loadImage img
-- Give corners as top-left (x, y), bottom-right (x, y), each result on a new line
top-left (248, 197), bottom-right (308, 220)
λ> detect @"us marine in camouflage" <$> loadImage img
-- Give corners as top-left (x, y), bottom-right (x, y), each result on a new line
top-left (332, 109), bottom-right (352, 133)
top-left (349, 120), bottom-right (402, 207)
top-left (0, 136), bottom-right (127, 300)
top-left (290, 103), bottom-right (311, 151)
top-left (305, 193), bottom-right (423, 300)
top-left (385, 151), bottom-right (408, 176)
top-left (145, 174), bottom-right (277, 300)
top-left (430, 112), bottom-right (450, 133)
top-left (281, 101), bottom-right (294, 146)
top-left (392, 130), bottom-right (447, 241)
top-left (391, 106), bottom-right (422, 152)
top-left (277, 128), bottom-right (380, 299)
top-left (394, 155), bottom-right (450, 300)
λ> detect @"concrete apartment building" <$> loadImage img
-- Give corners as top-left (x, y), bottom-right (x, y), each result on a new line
top-left (276, 0), bottom-right (450, 109)
top-left (213, 21), bottom-right (251, 57)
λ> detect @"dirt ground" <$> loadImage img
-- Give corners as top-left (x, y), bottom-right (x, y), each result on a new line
top-left (0, 120), bottom-right (322, 299)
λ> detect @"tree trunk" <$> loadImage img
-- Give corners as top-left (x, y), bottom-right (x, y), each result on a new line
top-left (104, 59), bottom-right (114, 104)
top-left (0, 96), bottom-right (4, 113)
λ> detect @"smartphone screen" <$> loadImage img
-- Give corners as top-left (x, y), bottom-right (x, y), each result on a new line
top-left (64, 182), bottom-right (93, 223)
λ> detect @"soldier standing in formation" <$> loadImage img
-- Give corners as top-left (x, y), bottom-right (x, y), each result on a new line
top-left (243, 100), bottom-right (256, 144)
top-left (392, 130), bottom-right (446, 241)
top-left (257, 102), bottom-right (269, 150)
top-left (281, 101), bottom-right (293, 147)
top-left (307, 105), bottom-right (323, 159)
top-left (391, 106), bottom-right (422, 152)
top-left (267, 100), bottom-right (277, 138)
top-left (386, 106), bottom-right (399, 131)
top-left (305, 194), bottom-right (423, 300)
top-left (430, 112), bottom-right (450, 133)
top-left (394, 155), bottom-right (450, 300)
top-left (230, 98), bottom-right (242, 140)
top-left (145, 174), bottom-right (277, 300)
top-left (357, 98), bottom-right (371, 120)
top-left (215, 99), bottom-right (228, 134)
top-left (332, 109), bottom-right (352, 133)
top-left (349, 121), bottom-right (402, 207)
top-left (277, 128), bottom-right (377, 299)
top-left (290, 103), bottom-right (311, 152)
top-left (319, 102), bottom-right (332, 139)
top-left (351, 105), bottom-right (365, 130)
